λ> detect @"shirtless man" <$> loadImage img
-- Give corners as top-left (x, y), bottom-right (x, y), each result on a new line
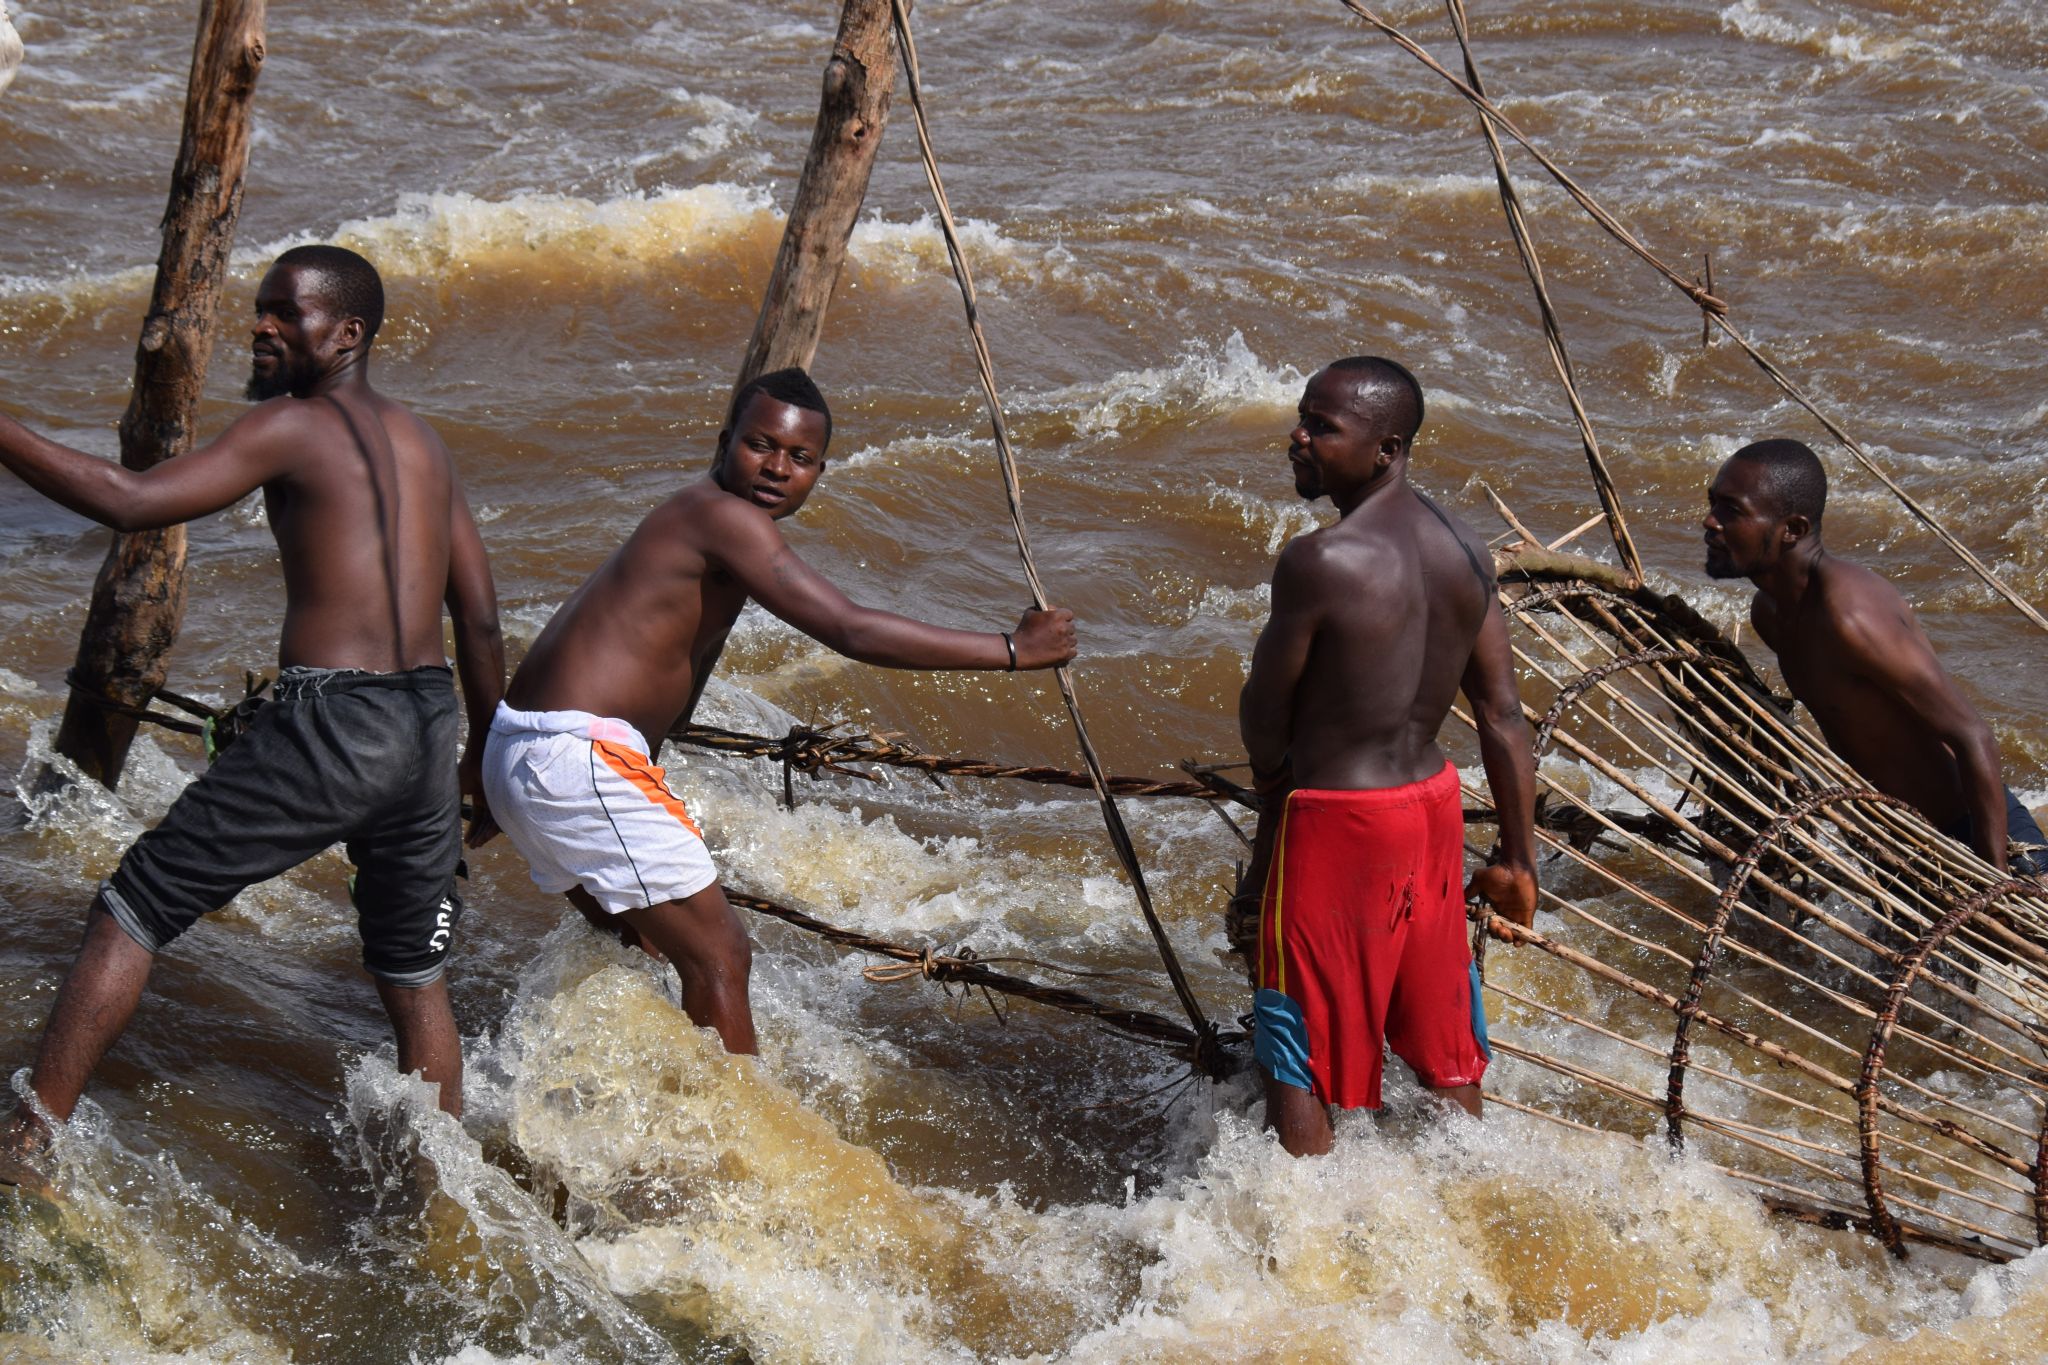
top-left (1239, 356), bottom-right (1537, 1157)
top-left (0, 245), bottom-right (503, 1191)
top-left (480, 366), bottom-right (1075, 1055)
top-left (1704, 439), bottom-right (2045, 877)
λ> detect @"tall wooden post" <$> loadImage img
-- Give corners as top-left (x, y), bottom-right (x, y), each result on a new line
top-left (53, 0), bottom-right (266, 787)
top-left (733, 0), bottom-right (904, 389)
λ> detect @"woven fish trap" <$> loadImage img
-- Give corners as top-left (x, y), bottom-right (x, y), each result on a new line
top-left (1451, 544), bottom-right (2048, 1263)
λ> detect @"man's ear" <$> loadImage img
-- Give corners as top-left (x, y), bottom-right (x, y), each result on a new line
top-left (1378, 435), bottom-right (1405, 466)
top-left (1782, 512), bottom-right (1813, 544)
top-left (336, 316), bottom-right (366, 353)
top-left (712, 427), bottom-right (731, 471)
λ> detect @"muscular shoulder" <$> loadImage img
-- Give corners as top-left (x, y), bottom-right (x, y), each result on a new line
top-left (1274, 522), bottom-right (1391, 594)
top-left (375, 397), bottom-right (452, 463)
top-left (217, 395), bottom-right (327, 458)
top-left (1412, 490), bottom-right (1490, 566)
top-left (645, 480), bottom-right (779, 565)
top-left (1815, 557), bottom-right (1926, 666)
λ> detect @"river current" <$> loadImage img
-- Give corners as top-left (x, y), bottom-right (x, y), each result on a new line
top-left (3, 1), bottom-right (2048, 1360)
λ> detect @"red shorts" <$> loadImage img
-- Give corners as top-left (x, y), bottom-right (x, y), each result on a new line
top-left (1254, 762), bottom-right (1488, 1109)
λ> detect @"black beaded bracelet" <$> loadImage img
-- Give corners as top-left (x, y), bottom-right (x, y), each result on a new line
top-left (1002, 631), bottom-right (1017, 671)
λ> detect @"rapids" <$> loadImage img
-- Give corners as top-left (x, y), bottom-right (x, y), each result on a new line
top-left (3, 1), bottom-right (2047, 1360)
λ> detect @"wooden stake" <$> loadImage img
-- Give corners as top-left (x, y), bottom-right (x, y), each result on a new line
top-left (733, 0), bottom-right (903, 389)
top-left (53, 1), bottom-right (266, 787)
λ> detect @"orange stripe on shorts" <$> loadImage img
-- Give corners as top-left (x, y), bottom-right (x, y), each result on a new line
top-left (593, 739), bottom-right (704, 837)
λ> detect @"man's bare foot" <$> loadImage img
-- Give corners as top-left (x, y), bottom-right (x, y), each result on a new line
top-left (0, 1108), bottom-right (55, 1201)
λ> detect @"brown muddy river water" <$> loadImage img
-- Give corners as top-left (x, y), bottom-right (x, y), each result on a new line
top-left (4, 0), bottom-right (2048, 1360)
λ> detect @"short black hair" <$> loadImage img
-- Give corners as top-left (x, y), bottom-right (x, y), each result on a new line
top-left (1322, 355), bottom-right (1425, 442)
top-left (273, 244), bottom-right (385, 344)
top-left (1730, 438), bottom-right (1827, 525)
top-left (726, 366), bottom-right (832, 449)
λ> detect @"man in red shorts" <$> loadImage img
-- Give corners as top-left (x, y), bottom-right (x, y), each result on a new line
top-left (1240, 356), bottom-right (1538, 1155)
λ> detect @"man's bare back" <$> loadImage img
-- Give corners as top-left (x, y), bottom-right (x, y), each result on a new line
top-left (507, 479), bottom-right (775, 751)
top-left (1261, 486), bottom-right (1495, 791)
top-left (0, 246), bottom-right (504, 1189)
top-left (1754, 555), bottom-right (1974, 825)
top-left (1239, 358), bottom-right (1536, 1156)
top-left (263, 389), bottom-right (460, 673)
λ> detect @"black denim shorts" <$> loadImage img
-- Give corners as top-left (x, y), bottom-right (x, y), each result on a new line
top-left (100, 664), bottom-right (464, 987)
top-left (1945, 786), bottom-right (2048, 881)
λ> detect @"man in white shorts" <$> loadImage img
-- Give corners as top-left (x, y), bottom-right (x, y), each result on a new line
top-left (481, 368), bottom-right (1077, 1052)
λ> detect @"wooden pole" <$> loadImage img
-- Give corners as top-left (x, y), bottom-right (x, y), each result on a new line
top-left (733, 0), bottom-right (903, 389)
top-left (53, 0), bottom-right (266, 787)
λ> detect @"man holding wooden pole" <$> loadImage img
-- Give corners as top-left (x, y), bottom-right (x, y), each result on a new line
top-left (0, 245), bottom-right (504, 1192)
top-left (480, 367), bottom-right (1074, 1056)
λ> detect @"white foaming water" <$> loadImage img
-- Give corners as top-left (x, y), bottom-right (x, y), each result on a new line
top-left (342, 1060), bottom-right (687, 1364)
top-left (0, 185), bottom-right (1054, 318)
top-left (0, 184), bottom-right (776, 311)
top-left (661, 87), bottom-right (762, 163)
top-left (1187, 581), bottom-right (1271, 625)
top-left (312, 185), bottom-right (779, 281)
top-left (403, 912), bottom-right (2031, 1362)
top-left (1716, 0), bottom-right (1928, 67)
top-left (1202, 483), bottom-right (1328, 556)
top-left (1, 1072), bottom-right (297, 1361)
top-left (0, 2), bottom-right (21, 98)
top-left (846, 209), bottom-right (1038, 287)
top-left (1023, 332), bottom-right (1305, 441)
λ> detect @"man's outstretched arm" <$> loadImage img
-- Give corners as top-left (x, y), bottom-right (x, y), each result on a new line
top-left (714, 499), bottom-right (1076, 670)
top-left (0, 406), bottom-right (294, 532)
top-left (444, 469), bottom-right (505, 846)
top-left (1461, 596), bottom-right (1538, 927)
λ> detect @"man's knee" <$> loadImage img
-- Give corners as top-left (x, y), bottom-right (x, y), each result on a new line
top-left (686, 897), bottom-right (752, 973)
top-left (628, 892), bottom-right (751, 975)
top-left (376, 975), bottom-right (453, 1023)
top-left (91, 883), bottom-right (173, 957)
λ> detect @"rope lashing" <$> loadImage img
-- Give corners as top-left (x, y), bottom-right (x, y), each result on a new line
top-left (886, 0), bottom-right (1225, 1076)
top-left (63, 669), bottom-right (272, 760)
top-left (1334, 0), bottom-right (2048, 634)
top-left (62, 671), bottom-right (207, 738)
top-left (671, 721), bottom-right (1227, 800)
top-left (729, 889), bottom-right (1246, 1064)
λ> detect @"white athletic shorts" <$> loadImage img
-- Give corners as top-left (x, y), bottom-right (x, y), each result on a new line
top-left (481, 703), bottom-right (719, 914)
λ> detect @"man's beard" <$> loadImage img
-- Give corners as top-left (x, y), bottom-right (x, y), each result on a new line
top-left (245, 362), bottom-right (294, 401)
top-left (1704, 553), bottom-right (1744, 580)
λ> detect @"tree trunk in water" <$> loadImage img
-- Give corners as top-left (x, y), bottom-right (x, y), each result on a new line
top-left (733, 0), bottom-right (903, 390)
top-left (53, 1), bottom-right (266, 788)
